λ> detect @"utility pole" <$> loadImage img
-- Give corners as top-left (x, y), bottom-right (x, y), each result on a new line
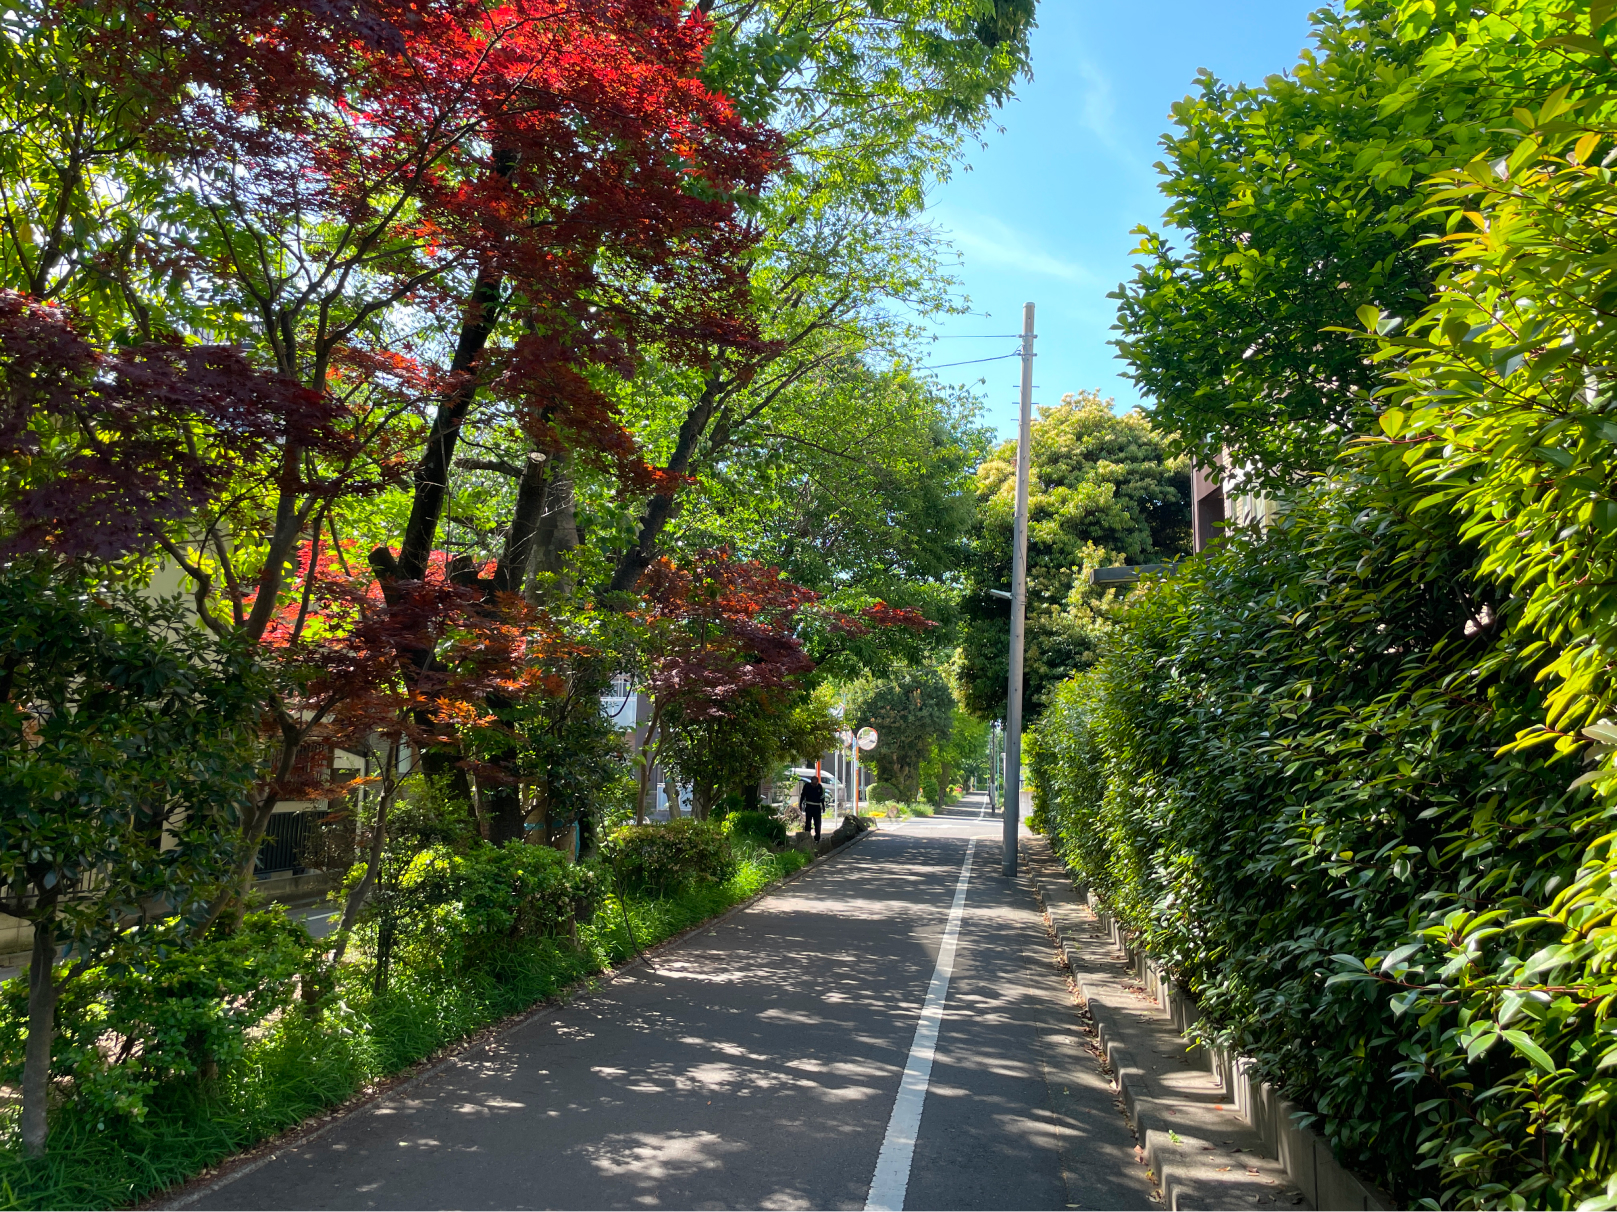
top-left (1003, 301), bottom-right (1034, 877)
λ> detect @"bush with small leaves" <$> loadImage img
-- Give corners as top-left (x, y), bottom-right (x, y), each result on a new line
top-left (602, 820), bottom-right (736, 897)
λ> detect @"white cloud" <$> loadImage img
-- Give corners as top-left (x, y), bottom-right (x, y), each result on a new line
top-left (933, 208), bottom-right (1100, 284)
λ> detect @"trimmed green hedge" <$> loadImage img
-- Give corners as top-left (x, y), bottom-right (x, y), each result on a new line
top-left (1029, 473), bottom-right (1611, 1209)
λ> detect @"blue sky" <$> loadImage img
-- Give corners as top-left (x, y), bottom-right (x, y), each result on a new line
top-left (921, 0), bottom-right (1323, 441)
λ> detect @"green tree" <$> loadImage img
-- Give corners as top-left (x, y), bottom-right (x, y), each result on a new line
top-left (0, 566), bottom-right (264, 1157)
top-left (921, 707), bottom-right (988, 808)
top-left (846, 665), bottom-right (954, 800)
top-left (955, 392), bottom-right (1189, 720)
top-left (667, 364), bottom-right (989, 644)
top-left (662, 686), bottom-right (837, 817)
top-left (586, 0), bottom-right (1037, 595)
top-left (1110, 0), bottom-right (1522, 487)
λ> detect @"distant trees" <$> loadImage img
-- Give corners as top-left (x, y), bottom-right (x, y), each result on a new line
top-left (921, 709), bottom-right (989, 808)
top-left (954, 393), bottom-right (1189, 721)
top-left (846, 666), bottom-right (955, 802)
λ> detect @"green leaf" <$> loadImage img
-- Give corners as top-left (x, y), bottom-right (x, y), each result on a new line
top-left (1537, 33), bottom-right (1614, 60)
top-left (1500, 1029), bottom-right (1557, 1074)
top-left (1381, 941), bottom-right (1423, 972)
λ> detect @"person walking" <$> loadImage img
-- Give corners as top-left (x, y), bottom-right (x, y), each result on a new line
top-left (798, 774), bottom-right (826, 843)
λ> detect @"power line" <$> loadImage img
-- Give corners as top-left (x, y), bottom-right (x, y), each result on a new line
top-left (920, 350), bottom-right (1022, 370)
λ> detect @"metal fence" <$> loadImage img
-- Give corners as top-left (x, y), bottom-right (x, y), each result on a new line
top-left (256, 811), bottom-right (318, 877)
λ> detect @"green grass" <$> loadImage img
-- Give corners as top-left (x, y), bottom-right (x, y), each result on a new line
top-left (0, 846), bottom-right (813, 1211)
top-left (878, 801), bottom-right (934, 818)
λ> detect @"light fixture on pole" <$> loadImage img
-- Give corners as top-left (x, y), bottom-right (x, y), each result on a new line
top-left (1003, 302), bottom-right (1034, 877)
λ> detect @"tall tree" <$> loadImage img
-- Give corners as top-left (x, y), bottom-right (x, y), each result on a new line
top-left (955, 392), bottom-right (1189, 721)
top-left (1110, 1), bottom-right (1511, 488)
top-left (519, 0), bottom-right (1039, 596)
top-left (846, 664), bottom-right (955, 801)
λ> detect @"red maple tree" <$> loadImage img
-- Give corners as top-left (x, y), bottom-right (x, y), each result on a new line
top-left (104, 0), bottom-right (780, 592)
top-left (22, 0), bottom-right (784, 919)
top-left (626, 551), bottom-right (935, 820)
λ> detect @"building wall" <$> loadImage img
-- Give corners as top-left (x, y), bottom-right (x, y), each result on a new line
top-left (1190, 452), bottom-right (1274, 552)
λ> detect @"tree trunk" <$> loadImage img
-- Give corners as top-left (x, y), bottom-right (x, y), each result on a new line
top-left (485, 782), bottom-right (525, 844)
top-left (394, 149), bottom-right (516, 582)
top-left (633, 710), bottom-right (662, 825)
top-left (22, 917), bottom-right (58, 1159)
top-left (530, 456), bottom-right (578, 584)
top-left (492, 450), bottom-right (580, 601)
top-left (329, 743), bottom-right (399, 969)
top-left (492, 452), bottom-right (550, 597)
top-left (198, 723), bottom-right (301, 936)
top-left (607, 379), bottom-right (720, 595)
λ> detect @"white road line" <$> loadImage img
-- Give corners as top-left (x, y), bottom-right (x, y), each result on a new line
top-left (864, 838), bottom-right (976, 1212)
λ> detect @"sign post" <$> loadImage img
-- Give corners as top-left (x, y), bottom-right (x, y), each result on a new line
top-left (847, 730), bottom-right (860, 817)
top-left (854, 727), bottom-right (877, 815)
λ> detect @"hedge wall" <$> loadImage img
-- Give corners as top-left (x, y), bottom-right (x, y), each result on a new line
top-left (1028, 471), bottom-right (1617, 1209)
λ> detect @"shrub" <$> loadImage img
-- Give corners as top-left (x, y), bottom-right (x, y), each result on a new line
top-left (1029, 472), bottom-right (1613, 1207)
top-left (0, 911), bottom-right (310, 1128)
top-left (602, 819), bottom-right (735, 896)
top-left (725, 810), bottom-right (786, 849)
top-left (866, 783), bottom-right (897, 804)
top-left (371, 841), bottom-right (602, 973)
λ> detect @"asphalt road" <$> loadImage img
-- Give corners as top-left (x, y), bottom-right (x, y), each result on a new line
top-left (201, 798), bottom-right (1152, 1211)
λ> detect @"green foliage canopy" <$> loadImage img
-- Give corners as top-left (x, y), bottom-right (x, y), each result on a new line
top-left (955, 393), bottom-right (1189, 720)
top-left (1110, 0), bottom-right (1537, 487)
top-left (845, 665), bottom-right (954, 800)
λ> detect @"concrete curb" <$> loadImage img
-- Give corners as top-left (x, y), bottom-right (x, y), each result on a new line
top-left (1025, 836), bottom-right (1392, 1212)
top-left (149, 831), bottom-right (875, 1211)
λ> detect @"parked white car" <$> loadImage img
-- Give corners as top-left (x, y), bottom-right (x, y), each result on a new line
top-left (786, 767), bottom-right (841, 794)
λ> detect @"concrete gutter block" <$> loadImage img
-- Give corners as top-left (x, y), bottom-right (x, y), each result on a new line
top-left (1314, 1145), bottom-right (1393, 1211)
top-left (1110, 1046), bottom-right (1148, 1125)
top-left (1276, 1102), bottom-right (1318, 1207)
top-left (1233, 1056), bottom-right (1259, 1126)
top-left (1256, 1079), bottom-right (1276, 1143)
top-left (1314, 1148), bottom-right (1364, 1210)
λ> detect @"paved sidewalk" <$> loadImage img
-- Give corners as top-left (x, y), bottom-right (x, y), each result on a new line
top-left (188, 801), bottom-right (1152, 1211)
top-left (1023, 838), bottom-right (1304, 1212)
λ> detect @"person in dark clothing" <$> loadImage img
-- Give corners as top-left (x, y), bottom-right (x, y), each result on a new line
top-left (799, 776), bottom-right (826, 842)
